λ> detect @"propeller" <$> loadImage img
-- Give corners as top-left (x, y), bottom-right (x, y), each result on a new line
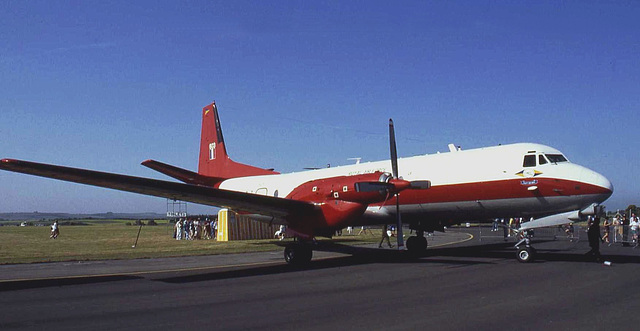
top-left (389, 119), bottom-right (405, 249)
top-left (356, 119), bottom-right (431, 250)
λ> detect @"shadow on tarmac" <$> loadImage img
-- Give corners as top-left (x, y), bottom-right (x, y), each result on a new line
top-left (0, 274), bottom-right (142, 292)
top-left (426, 239), bottom-right (640, 264)
top-left (156, 241), bottom-right (640, 285)
top-left (3, 240), bottom-right (639, 291)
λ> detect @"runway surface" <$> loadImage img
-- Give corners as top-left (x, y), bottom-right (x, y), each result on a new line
top-left (1, 228), bottom-right (640, 330)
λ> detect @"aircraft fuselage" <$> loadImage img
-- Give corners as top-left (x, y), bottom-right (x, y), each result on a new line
top-left (219, 142), bottom-right (613, 226)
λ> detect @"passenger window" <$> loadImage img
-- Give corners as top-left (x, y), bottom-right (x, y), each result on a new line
top-left (538, 155), bottom-right (548, 165)
top-left (523, 155), bottom-right (536, 167)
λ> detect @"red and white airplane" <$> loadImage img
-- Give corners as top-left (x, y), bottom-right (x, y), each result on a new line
top-left (0, 101), bottom-right (613, 264)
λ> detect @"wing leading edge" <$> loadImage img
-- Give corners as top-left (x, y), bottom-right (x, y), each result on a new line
top-left (0, 159), bottom-right (317, 219)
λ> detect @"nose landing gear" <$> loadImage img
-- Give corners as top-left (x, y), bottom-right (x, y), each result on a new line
top-left (515, 230), bottom-right (536, 263)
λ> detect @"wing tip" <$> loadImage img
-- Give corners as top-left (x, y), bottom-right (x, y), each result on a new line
top-left (0, 158), bottom-right (21, 170)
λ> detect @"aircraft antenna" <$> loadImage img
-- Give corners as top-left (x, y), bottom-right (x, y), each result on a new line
top-left (347, 158), bottom-right (362, 165)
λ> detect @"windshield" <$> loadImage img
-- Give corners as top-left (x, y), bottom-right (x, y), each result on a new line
top-left (546, 154), bottom-right (568, 163)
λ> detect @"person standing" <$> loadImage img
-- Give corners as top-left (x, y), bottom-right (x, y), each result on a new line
top-left (586, 217), bottom-right (602, 261)
top-left (501, 218), bottom-right (508, 240)
top-left (175, 219), bottom-right (183, 240)
top-left (622, 215), bottom-right (629, 246)
top-left (630, 215), bottom-right (639, 246)
top-left (173, 220), bottom-right (178, 239)
top-left (613, 215), bottom-right (621, 243)
top-left (275, 224), bottom-right (286, 240)
top-left (508, 218), bottom-right (514, 237)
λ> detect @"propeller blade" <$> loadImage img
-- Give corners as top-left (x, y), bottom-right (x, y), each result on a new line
top-left (389, 119), bottom-right (403, 249)
top-left (409, 180), bottom-right (432, 189)
top-left (389, 119), bottom-right (399, 179)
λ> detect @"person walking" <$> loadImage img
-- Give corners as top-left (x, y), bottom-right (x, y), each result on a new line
top-left (379, 224), bottom-right (394, 248)
top-left (50, 221), bottom-right (59, 239)
top-left (602, 217), bottom-right (611, 245)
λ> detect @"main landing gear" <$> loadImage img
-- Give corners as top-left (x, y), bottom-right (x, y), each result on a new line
top-left (514, 230), bottom-right (536, 263)
top-left (406, 231), bottom-right (428, 256)
top-left (284, 240), bottom-right (313, 266)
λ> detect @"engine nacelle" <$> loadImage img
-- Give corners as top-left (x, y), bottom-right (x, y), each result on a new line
top-left (286, 171), bottom-right (392, 204)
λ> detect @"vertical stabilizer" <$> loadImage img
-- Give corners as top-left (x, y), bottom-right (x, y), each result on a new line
top-left (198, 102), bottom-right (279, 180)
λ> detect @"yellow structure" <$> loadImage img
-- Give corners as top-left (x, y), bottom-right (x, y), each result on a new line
top-left (216, 209), bottom-right (279, 241)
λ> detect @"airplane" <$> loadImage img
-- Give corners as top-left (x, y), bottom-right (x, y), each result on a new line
top-left (0, 101), bottom-right (613, 264)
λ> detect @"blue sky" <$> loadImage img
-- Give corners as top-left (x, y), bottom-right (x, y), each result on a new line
top-left (1, 0), bottom-right (638, 214)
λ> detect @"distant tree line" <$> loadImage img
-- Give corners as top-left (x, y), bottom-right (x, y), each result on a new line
top-left (126, 220), bottom-right (159, 226)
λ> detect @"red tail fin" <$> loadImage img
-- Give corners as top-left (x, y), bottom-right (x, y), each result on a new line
top-left (198, 102), bottom-right (279, 180)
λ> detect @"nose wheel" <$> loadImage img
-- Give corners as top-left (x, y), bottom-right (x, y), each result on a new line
top-left (516, 246), bottom-right (537, 263)
top-left (515, 230), bottom-right (536, 263)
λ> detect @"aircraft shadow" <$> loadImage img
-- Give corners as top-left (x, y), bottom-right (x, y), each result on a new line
top-left (156, 239), bottom-right (640, 285)
top-left (423, 241), bottom-right (640, 264)
top-left (0, 274), bottom-right (143, 292)
top-left (156, 244), bottom-right (495, 285)
top-left (318, 239), bottom-right (640, 265)
top-left (5, 241), bottom-right (638, 291)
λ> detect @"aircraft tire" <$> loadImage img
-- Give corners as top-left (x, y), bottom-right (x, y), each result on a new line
top-left (406, 236), bottom-right (428, 256)
top-left (284, 243), bottom-right (313, 265)
top-left (516, 247), bottom-right (535, 263)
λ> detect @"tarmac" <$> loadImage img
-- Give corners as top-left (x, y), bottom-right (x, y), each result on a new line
top-left (1, 227), bottom-right (640, 330)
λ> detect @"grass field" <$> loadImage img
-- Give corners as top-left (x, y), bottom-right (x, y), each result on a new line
top-left (0, 220), bottom-right (382, 264)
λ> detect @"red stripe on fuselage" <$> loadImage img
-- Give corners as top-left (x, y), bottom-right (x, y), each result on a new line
top-left (372, 177), bottom-right (611, 206)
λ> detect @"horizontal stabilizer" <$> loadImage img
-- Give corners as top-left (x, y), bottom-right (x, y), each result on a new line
top-left (142, 159), bottom-right (224, 186)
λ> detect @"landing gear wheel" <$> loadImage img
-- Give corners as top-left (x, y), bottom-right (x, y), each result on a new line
top-left (284, 243), bottom-right (313, 266)
top-left (406, 236), bottom-right (428, 256)
top-left (516, 247), bottom-right (536, 263)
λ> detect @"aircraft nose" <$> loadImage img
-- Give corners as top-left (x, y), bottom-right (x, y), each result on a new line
top-left (585, 169), bottom-right (614, 200)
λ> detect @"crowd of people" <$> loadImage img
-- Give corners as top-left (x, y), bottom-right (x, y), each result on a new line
top-left (489, 213), bottom-right (640, 245)
top-left (609, 213), bottom-right (640, 246)
top-left (491, 217), bottom-right (537, 239)
top-left (173, 217), bottom-right (217, 240)
top-left (168, 211), bottom-right (640, 249)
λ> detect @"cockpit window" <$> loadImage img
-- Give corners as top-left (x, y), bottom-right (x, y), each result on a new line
top-left (538, 155), bottom-right (548, 165)
top-left (523, 155), bottom-right (536, 167)
top-left (546, 154), bottom-right (568, 163)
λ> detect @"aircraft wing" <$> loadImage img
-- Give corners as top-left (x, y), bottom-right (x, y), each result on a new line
top-left (0, 159), bottom-right (317, 219)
